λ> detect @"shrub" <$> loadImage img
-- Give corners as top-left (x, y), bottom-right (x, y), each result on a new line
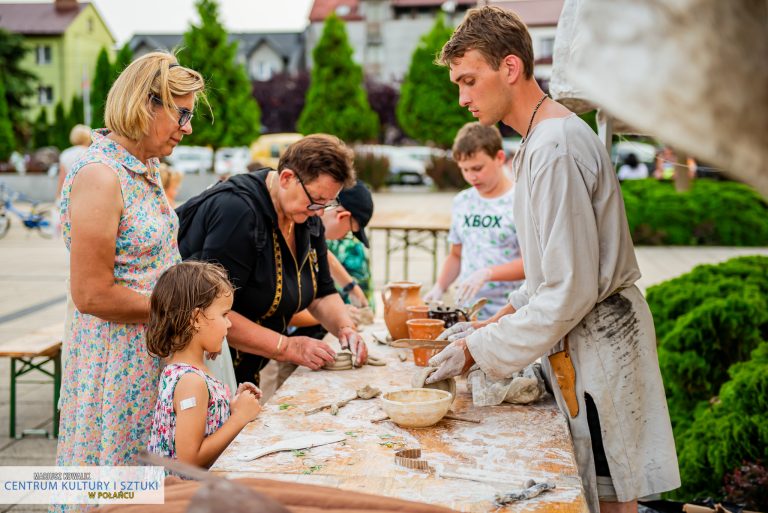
top-left (621, 180), bottom-right (768, 246)
top-left (648, 256), bottom-right (768, 429)
top-left (354, 152), bottom-right (389, 192)
top-left (674, 343), bottom-right (768, 500)
top-left (723, 460), bottom-right (768, 510)
top-left (426, 155), bottom-right (465, 191)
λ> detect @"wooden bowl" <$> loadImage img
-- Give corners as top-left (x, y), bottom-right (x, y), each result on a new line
top-left (380, 388), bottom-right (453, 428)
top-left (406, 318), bottom-right (445, 341)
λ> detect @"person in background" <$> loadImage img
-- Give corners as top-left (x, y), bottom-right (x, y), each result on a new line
top-left (616, 153), bottom-right (649, 181)
top-left (147, 262), bottom-right (261, 469)
top-left (423, 122), bottom-right (524, 319)
top-left (57, 124), bottom-right (91, 198)
top-left (56, 51), bottom-right (206, 497)
top-left (654, 146), bottom-right (696, 181)
top-left (159, 163), bottom-right (184, 206)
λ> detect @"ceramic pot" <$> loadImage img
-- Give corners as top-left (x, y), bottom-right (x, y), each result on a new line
top-left (412, 343), bottom-right (448, 367)
top-left (406, 318), bottom-right (445, 341)
top-left (428, 305), bottom-right (468, 329)
top-left (406, 305), bottom-right (430, 321)
top-left (382, 281), bottom-right (424, 340)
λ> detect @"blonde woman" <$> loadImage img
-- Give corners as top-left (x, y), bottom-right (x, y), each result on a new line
top-left (56, 52), bottom-right (206, 474)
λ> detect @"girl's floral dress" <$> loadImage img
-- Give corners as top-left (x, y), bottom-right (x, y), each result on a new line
top-left (148, 363), bottom-right (231, 459)
top-left (56, 129), bottom-right (181, 475)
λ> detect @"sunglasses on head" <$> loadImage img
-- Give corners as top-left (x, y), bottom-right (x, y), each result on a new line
top-left (150, 94), bottom-right (193, 127)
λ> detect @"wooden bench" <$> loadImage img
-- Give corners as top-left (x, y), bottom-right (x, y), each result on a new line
top-left (0, 323), bottom-right (62, 439)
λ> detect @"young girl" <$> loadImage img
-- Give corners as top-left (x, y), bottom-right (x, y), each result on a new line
top-left (147, 261), bottom-right (262, 468)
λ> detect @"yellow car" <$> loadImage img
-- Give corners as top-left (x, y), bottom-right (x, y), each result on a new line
top-left (250, 133), bottom-right (303, 170)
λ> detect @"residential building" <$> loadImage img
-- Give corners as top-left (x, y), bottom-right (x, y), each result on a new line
top-left (0, 0), bottom-right (115, 120)
top-left (129, 32), bottom-right (305, 82)
top-left (306, 0), bottom-right (475, 86)
top-left (305, 0), bottom-right (562, 86)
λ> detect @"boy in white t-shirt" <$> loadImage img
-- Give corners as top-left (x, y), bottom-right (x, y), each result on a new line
top-left (423, 122), bottom-right (524, 318)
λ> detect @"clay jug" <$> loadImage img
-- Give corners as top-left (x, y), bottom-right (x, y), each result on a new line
top-left (382, 281), bottom-right (424, 340)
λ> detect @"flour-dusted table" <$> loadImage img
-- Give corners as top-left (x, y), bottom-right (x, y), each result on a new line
top-left (211, 322), bottom-right (588, 513)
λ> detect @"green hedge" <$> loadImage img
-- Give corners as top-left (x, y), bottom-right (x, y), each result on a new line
top-left (647, 256), bottom-right (768, 500)
top-left (621, 180), bottom-right (768, 246)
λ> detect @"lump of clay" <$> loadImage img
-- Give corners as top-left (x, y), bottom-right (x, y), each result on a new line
top-left (411, 366), bottom-right (456, 399)
top-left (324, 350), bottom-right (354, 371)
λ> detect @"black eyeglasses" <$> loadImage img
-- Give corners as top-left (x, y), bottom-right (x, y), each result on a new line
top-left (294, 173), bottom-right (339, 211)
top-left (150, 94), bottom-right (193, 127)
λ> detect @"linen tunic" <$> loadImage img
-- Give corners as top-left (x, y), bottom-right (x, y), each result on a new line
top-left (466, 115), bottom-right (680, 511)
top-left (56, 130), bottom-right (180, 473)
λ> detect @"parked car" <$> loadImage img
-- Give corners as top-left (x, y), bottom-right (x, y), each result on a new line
top-left (214, 147), bottom-right (250, 176)
top-left (250, 133), bottom-right (303, 169)
top-left (356, 145), bottom-right (431, 185)
top-left (166, 146), bottom-right (213, 174)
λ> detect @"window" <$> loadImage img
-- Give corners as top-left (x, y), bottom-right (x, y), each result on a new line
top-left (38, 86), bottom-right (53, 105)
top-left (36, 45), bottom-right (52, 65)
top-left (87, 18), bottom-right (93, 33)
top-left (539, 37), bottom-right (555, 59)
top-left (255, 61), bottom-right (273, 81)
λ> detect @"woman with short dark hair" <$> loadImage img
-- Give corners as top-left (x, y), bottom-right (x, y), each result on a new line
top-left (177, 134), bottom-right (368, 386)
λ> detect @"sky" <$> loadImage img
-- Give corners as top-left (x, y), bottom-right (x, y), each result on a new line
top-left (14, 0), bottom-right (315, 44)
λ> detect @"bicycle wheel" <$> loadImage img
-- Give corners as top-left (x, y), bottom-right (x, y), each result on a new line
top-left (0, 213), bottom-right (10, 239)
top-left (34, 204), bottom-right (57, 239)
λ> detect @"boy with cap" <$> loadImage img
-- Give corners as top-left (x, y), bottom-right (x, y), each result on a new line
top-left (424, 122), bottom-right (524, 319)
top-left (323, 180), bottom-right (374, 308)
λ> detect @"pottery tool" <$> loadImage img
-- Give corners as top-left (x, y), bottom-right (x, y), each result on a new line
top-left (494, 480), bottom-right (556, 505)
top-left (235, 433), bottom-right (347, 462)
top-left (305, 385), bottom-right (381, 415)
top-left (464, 297), bottom-right (488, 320)
top-left (371, 413), bottom-right (480, 424)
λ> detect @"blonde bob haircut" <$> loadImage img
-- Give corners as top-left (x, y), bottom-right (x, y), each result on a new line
top-left (104, 51), bottom-right (208, 141)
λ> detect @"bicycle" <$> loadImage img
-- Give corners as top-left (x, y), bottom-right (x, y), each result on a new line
top-left (0, 181), bottom-right (57, 239)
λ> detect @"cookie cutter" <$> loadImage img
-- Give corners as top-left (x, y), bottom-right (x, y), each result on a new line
top-left (394, 448), bottom-right (433, 473)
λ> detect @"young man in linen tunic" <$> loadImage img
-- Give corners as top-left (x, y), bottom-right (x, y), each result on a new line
top-left (425, 7), bottom-right (680, 513)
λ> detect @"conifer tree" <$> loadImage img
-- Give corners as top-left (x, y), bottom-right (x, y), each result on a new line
top-left (0, 29), bottom-right (37, 146)
top-left (397, 14), bottom-right (472, 147)
top-left (90, 47), bottom-right (112, 128)
top-left (297, 13), bottom-right (378, 142)
top-left (179, 0), bottom-right (261, 148)
top-left (112, 43), bottom-right (133, 81)
top-left (68, 95), bottom-right (84, 127)
top-left (0, 80), bottom-right (16, 161)
top-left (32, 108), bottom-right (51, 149)
top-left (52, 101), bottom-right (69, 150)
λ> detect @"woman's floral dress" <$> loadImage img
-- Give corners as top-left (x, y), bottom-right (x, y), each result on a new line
top-left (148, 363), bottom-right (231, 460)
top-left (56, 129), bottom-right (181, 473)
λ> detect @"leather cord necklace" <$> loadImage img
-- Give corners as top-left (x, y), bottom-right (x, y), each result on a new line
top-left (521, 93), bottom-right (549, 143)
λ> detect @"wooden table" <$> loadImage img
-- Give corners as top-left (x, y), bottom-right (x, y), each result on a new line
top-left (368, 212), bottom-right (451, 283)
top-left (212, 322), bottom-right (588, 513)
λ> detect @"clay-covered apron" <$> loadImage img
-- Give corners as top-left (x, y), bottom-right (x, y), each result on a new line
top-left (543, 285), bottom-right (680, 512)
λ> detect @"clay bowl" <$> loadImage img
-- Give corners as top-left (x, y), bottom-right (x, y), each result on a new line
top-left (412, 341), bottom-right (449, 367)
top-left (380, 388), bottom-right (453, 428)
top-left (406, 305), bottom-right (430, 321)
top-left (406, 318), bottom-right (445, 341)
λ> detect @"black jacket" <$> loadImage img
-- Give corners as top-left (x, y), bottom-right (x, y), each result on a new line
top-left (177, 169), bottom-right (336, 381)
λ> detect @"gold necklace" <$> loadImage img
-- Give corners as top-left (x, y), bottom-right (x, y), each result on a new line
top-left (268, 171), bottom-right (294, 238)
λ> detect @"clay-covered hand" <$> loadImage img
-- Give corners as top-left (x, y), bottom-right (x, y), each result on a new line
top-left (236, 382), bottom-right (262, 401)
top-left (231, 389), bottom-right (262, 424)
top-left (455, 267), bottom-right (492, 307)
top-left (425, 339), bottom-right (474, 384)
top-left (423, 283), bottom-right (445, 304)
top-left (284, 336), bottom-right (336, 370)
top-left (437, 321), bottom-right (475, 342)
top-left (339, 326), bottom-right (368, 367)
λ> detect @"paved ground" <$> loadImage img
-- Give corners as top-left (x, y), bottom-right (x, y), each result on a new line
top-left (0, 190), bottom-right (766, 511)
